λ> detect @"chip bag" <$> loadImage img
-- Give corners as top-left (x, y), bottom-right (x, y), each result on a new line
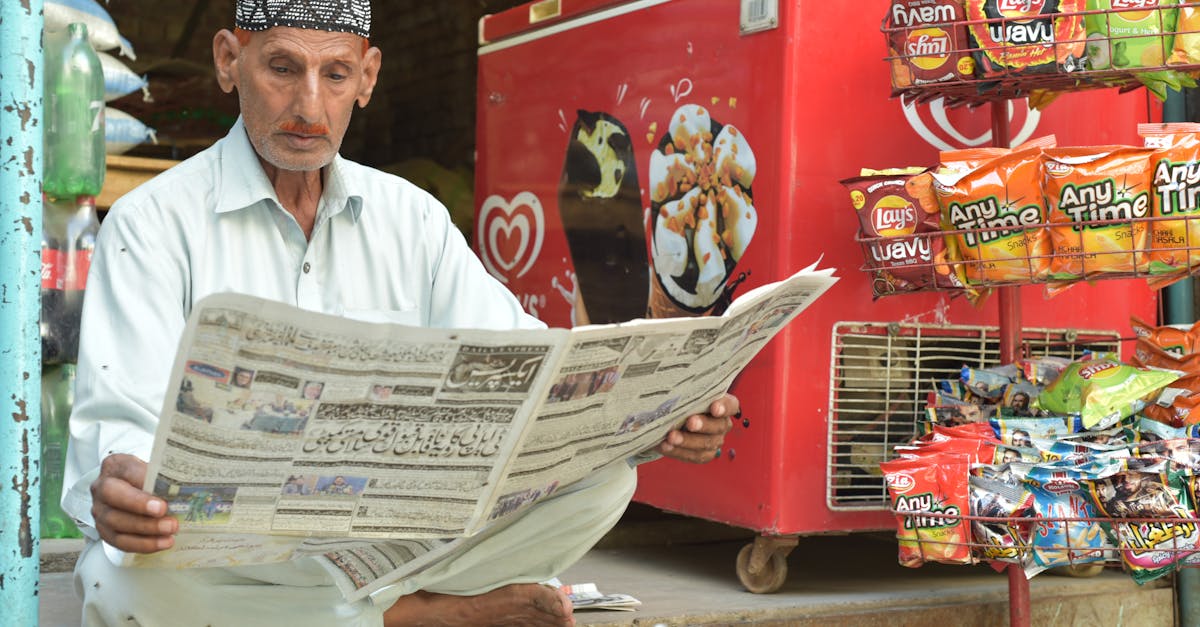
top-left (1141, 123), bottom-right (1200, 273)
top-left (844, 170), bottom-right (961, 294)
top-left (1085, 0), bottom-right (1179, 70)
top-left (1026, 462), bottom-right (1117, 569)
top-left (1131, 314), bottom-right (1195, 357)
top-left (1085, 467), bottom-right (1200, 584)
top-left (882, 453), bottom-right (975, 567)
top-left (965, 0), bottom-right (1089, 77)
top-left (1143, 374), bottom-right (1200, 427)
top-left (969, 472), bottom-right (1035, 564)
top-left (934, 147), bottom-right (1052, 284)
top-left (1171, 2), bottom-right (1200, 64)
top-left (886, 0), bottom-right (976, 90)
top-left (1042, 146), bottom-right (1155, 280)
top-left (1036, 353), bottom-right (1181, 429)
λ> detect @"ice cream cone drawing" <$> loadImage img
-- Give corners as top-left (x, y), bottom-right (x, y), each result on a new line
top-left (647, 103), bottom-right (758, 318)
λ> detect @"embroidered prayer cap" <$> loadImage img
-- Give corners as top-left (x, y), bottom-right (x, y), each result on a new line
top-left (236, 0), bottom-right (371, 39)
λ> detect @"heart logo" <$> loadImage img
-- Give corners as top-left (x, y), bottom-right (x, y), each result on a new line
top-left (476, 192), bottom-right (545, 283)
top-left (902, 97), bottom-right (1041, 151)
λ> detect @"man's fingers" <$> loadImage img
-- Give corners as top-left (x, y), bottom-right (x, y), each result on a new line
top-left (94, 503), bottom-right (177, 538)
top-left (104, 529), bottom-right (176, 554)
top-left (92, 472), bottom-right (167, 518)
top-left (709, 394), bottom-right (740, 420)
top-left (99, 453), bottom-right (149, 488)
top-left (682, 413), bottom-right (733, 435)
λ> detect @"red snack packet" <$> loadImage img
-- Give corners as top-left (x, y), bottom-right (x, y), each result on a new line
top-left (886, 0), bottom-right (975, 90)
top-left (844, 170), bottom-right (962, 294)
top-left (882, 452), bottom-right (975, 567)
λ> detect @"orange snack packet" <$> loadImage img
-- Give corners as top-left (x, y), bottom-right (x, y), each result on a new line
top-left (1141, 123), bottom-right (1200, 273)
top-left (933, 147), bottom-right (1051, 284)
top-left (1041, 146), bottom-right (1155, 280)
top-left (1143, 374), bottom-right (1200, 427)
top-left (1171, 4), bottom-right (1200, 65)
top-left (1131, 336), bottom-right (1200, 372)
top-left (1131, 314), bottom-right (1194, 358)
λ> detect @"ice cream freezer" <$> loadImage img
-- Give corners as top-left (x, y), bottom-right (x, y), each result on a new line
top-left (473, 0), bottom-right (1158, 591)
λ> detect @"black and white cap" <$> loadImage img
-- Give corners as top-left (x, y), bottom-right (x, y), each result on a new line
top-left (236, 0), bottom-right (371, 38)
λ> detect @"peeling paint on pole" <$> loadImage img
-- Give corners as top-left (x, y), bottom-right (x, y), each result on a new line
top-left (1, 0), bottom-right (44, 624)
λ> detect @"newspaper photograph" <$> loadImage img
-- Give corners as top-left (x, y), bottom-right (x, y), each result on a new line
top-left (124, 262), bottom-right (838, 599)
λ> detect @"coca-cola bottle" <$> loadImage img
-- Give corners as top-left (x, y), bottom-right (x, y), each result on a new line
top-left (44, 22), bottom-right (106, 198)
top-left (62, 196), bottom-right (99, 363)
top-left (40, 195), bottom-right (70, 366)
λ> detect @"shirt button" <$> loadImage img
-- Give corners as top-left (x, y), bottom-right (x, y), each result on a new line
top-left (302, 262), bottom-right (312, 274)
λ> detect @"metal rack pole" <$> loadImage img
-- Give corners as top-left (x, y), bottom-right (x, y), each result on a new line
top-left (991, 100), bottom-right (1031, 627)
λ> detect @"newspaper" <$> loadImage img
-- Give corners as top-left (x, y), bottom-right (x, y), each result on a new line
top-left (123, 263), bottom-right (837, 601)
top-left (546, 579), bottom-right (642, 611)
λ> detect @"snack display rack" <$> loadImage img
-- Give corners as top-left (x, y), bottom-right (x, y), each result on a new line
top-left (878, 5), bottom-right (1200, 626)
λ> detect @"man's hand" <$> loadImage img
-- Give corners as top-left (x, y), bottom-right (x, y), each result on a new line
top-left (91, 454), bottom-right (178, 553)
top-left (657, 394), bottom-right (738, 463)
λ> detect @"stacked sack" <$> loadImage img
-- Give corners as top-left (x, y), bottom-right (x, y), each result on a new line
top-left (846, 124), bottom-right (1200, 297)
top-left (47, 0), bottom-right (156, 155)
top-left (880, 345), bottom-right (1200, 584)
top-left (885, 0), bottom-right (1200, 100)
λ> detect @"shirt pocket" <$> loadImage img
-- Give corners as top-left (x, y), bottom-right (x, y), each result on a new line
top-left (341, 307), bottom-right (425, 327)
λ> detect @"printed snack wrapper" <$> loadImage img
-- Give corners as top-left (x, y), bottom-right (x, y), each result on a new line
top-left (1131, 336), bottom-right (1200, 371)
top-left (933, 147), bottom-right (1052, 285)
top-left (964, 0), bottom-right (1088, 78)
top-left (969, 471), bottom-right (1036, 566)
top-left (1026, 463), bottom-right (1117, 570)
top-left (1085, 0), bottom-right (1179, 70)
top-left (1037, 354), bottom-right (1181, 430)
top-left (1130, 313), bottom-right (1196, 357)
top-left (886, 0), bottom-right (975, 90)
top-left (882, 453), bottom-right (975, 568)
top-left (1085, 466), bottom-right (1200, 584)
top-left (1129, 416), bottom-right (1200, 442)
top-left (1143, 374), bottom-right (1200, 427)
top-left (1140, 123), bottom-right (1200, 274)
top-left (1041, 146), bottom-right (1156, 280)
top-left (1171, 3), bottom-right (1200, 64)
top-left (843, 169), bottom-right (963, 294)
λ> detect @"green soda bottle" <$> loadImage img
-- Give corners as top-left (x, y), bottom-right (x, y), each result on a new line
top-left (41, 364), bottom-right (82, 539)
top-left (44, 23), bottom-right (106, 199)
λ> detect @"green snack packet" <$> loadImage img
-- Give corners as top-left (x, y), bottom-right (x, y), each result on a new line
top-left (1036, 354), bottom-right (1181, 430)
top-left (1085, 0), bottom-right (1179, 70)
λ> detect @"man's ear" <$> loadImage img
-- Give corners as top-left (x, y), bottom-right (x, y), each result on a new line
top-left (356, 46), bottom-right (382, 109)
top-left (213, 29), bottom-right (241, 94)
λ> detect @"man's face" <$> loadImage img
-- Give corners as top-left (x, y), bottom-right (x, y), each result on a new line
top-left (236, 371), bottom-right (252, 386)
top-left (221, 27), bottom-right (379, 172)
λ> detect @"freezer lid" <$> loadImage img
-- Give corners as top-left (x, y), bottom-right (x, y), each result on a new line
top-left (479, 0), bottom-right (668, 47)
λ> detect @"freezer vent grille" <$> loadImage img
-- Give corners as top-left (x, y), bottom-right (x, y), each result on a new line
top-left (826, 322), bottom-right (1121, 511)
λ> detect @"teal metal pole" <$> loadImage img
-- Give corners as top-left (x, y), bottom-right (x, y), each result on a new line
top-left (1163, 86), bottom-right (1200, 627)
top-left (0, 1), bottom-right (44, 624)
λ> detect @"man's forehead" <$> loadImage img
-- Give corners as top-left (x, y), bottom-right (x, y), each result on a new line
top-left (236, 0), bottom-right (371, 38)
top-left (252, 26), bottom-right (364, 55)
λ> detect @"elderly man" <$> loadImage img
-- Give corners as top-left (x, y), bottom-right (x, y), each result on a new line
top-left (62, 2), bottom-right (736, 625)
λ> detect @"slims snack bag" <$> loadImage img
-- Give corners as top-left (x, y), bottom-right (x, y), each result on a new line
top-left (1141, 123), bottom-right (1200, 273)
top-left (881, 453), bottom-right (975, 567)
top-left (1042, 146), bottom-right (1155, 279)
top-left (933, 147), bottom-right (1052, 284)
top-left (887, 0), bottom-right (975, 90)
top-left (965, 0), bottom-right (1088, 77)
top-left (843, 170), bottom-right (962, 294)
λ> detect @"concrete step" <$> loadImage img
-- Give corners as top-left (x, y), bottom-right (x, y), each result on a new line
top-left (36, 532), bottom-right (1174, 626)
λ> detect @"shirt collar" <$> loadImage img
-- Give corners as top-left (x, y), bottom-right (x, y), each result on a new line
top-left (214, 117), bottom-right (362, 222)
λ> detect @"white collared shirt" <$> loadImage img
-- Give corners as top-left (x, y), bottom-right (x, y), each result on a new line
top-left (62, 118), bottom-right (542, 534)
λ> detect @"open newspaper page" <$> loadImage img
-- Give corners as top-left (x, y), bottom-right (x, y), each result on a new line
top-left (124, 264), bottom-right (837, 600)
top-left (127, 294), bottom-right (569, 568)
top-left (335, 264), bottom-right (840, 599)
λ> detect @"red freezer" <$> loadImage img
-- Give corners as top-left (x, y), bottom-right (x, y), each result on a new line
top-left (475, 0), bottom-right (1158, 585)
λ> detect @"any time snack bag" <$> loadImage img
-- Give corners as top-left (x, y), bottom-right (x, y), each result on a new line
top-left (1042, 146), bottom-right (1155, 279)
top-left (965, 0), bottom-right (1089, 77)
top-left (1141, 123), bottom-right (1200, 273)
top-left (882, 453), bottom-right (975, 567)
top-left (933, 147), bottom-right (1052, 284)
top-left (887, 0), bottom-right (975, 89)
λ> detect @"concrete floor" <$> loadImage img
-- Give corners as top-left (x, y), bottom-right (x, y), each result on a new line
top-left (37, 531), bottom-right (1174, 627)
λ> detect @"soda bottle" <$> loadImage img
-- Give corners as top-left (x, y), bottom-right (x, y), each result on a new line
top-left (41, 364), bottom-right (82, 539)
top-left (44, 23), bottom-right (106, 198)
top-left (40, 195), bottom-right (70, 366)
top-left (62, 195), bottom-right (99, 363)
